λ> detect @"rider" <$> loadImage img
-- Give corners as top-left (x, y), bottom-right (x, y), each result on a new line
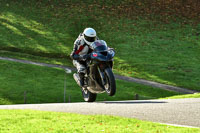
top-left (70, 27), bottom-right (98, 87)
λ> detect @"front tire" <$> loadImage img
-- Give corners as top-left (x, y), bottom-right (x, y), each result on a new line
top-left (81, 87), bottom-right (97, 102)
top-left (104, 67), bottom-right (116, 96)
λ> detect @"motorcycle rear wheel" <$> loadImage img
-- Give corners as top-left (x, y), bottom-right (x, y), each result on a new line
top-left (104, 67), bottom-right (116, 96)
top-left (81, 87), bottom-right (97, 102)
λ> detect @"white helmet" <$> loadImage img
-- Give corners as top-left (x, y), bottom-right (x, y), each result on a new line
top-left (83, 28), bottom-right (96, 45)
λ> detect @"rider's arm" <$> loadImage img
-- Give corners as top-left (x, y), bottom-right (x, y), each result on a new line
top-left (70, 37), bottom-right (89, 61)
top-left (70, 39), bottom-right (79, 60)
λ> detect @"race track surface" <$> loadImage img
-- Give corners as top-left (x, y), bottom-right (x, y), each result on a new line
top-left (0, 98), bottom-right (200, 128)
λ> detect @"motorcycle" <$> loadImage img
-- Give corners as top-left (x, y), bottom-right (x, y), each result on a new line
top-left (73, 40), bottom-right (116, 102)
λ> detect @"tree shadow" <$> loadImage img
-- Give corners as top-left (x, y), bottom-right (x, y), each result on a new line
top-left (0, 1), bottom-right (198, 98)
top-left (0, 3), bottom-right (75, 59)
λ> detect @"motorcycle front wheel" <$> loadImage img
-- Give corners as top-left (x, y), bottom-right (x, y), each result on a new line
top-left (81, 87), bottom-right (97, 102)
top-left (104, 67), bottom-right (116, 96)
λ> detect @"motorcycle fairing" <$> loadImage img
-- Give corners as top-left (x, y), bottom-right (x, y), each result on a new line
top-left (86, 64), bottom-right (105, 93)
top-left (81, 40), bottom-right (115, 94)
top-left (91, 49), bottom-right (115, 62)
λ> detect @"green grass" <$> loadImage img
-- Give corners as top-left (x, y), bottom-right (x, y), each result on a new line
top-left (0, 50), bottom-right (73, 67)
top-left (0, 1), bottom-right (199, 131)
top-left (0, 98), bottom-right (12, 105)
top-left (0, 110), bottom-right (199, 133)
top-left (0, 60), bottom-right (179, 105)
top-left (0, 0), bottom-right (200, 91)
top-left (161, 93), bottom-right (200, 99)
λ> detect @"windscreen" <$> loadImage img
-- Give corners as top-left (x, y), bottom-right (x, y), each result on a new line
top-left (91, 40), bottom-right (108, 52)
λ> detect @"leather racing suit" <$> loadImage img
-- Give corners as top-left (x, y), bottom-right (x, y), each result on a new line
top-left (70, 33), bottom-right (98, 86)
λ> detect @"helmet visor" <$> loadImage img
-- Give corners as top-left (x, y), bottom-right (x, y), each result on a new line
top-left (84, 34), bottom-right (96, 42)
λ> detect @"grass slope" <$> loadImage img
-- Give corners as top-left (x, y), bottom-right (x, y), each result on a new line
top-left (0, 1), bottom-right (199, 91)
top-left (0, 60), bottom-right (178, 104)
top-left (0, 110), bottom-right (199, 133)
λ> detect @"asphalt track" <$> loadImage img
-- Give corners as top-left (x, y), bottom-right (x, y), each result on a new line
top-left (0, 57), bottom-right (199, 128)
top-left (0, 98), bottom-right (200, 128)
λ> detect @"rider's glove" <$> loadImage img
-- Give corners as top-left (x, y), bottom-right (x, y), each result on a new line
top-left (79, 54), bottom-right (90, 61)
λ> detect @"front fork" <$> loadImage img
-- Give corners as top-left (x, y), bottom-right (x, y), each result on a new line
top-left (89, 61), bottom-right (112, 87)
top-left (97, 64), bottom-right (107, 86)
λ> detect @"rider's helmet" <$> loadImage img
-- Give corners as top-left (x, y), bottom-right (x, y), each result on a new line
top-left (83, 28), bottom-right (96, 45)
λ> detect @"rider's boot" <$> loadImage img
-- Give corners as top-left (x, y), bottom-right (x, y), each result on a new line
top-left (79, 72), bottom-right (85, 87)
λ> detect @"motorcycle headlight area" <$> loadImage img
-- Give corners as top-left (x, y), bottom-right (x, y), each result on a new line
top-left (92, 53), bottom-right (98, 57)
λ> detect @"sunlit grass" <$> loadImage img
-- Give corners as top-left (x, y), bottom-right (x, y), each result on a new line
top-left (161, 93), bottom-right (200, 99)
top-left (0, 11), bottom-right (72, 55)
top-left (0, 21), bottom-right (24, 36)
top-left (0, 1), bottom-right (199, 91)
top-left (0, 60), bottom-right (178, 105)
top-left (0, 98), bottom-right (12, 105)
top-left (0, 110), bottom-right (199, 133)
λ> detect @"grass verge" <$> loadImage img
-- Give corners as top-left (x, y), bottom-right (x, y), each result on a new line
top-left (0, 110), bottom-right (199, 133)
top-left (0, 60), bottom-right (179, 104)
top-left (161, 93), bottom-right (200, 99)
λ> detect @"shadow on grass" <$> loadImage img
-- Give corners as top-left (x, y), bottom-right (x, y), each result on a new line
top-left (0, 1), bottom-right (199, 93)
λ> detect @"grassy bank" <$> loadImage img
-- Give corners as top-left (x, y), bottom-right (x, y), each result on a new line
top-left (0, 110), bottom-right (199, 133)
top-left (0, 60), bottom-right (179, 104)
top-left (0, 1), bottom-right (200, 91)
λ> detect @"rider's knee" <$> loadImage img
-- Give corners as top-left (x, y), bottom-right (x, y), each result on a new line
top-left (78, 67), bottom-right (86, 74)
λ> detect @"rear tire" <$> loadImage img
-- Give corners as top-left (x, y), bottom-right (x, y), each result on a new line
top-left (81, 87), bottom-right (97, 102)
top-left (104, 67), bottom-right (116, 96)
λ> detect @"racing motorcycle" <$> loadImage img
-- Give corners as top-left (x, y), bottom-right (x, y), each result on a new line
top-left (73, 40), bottom-right (116, 102)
